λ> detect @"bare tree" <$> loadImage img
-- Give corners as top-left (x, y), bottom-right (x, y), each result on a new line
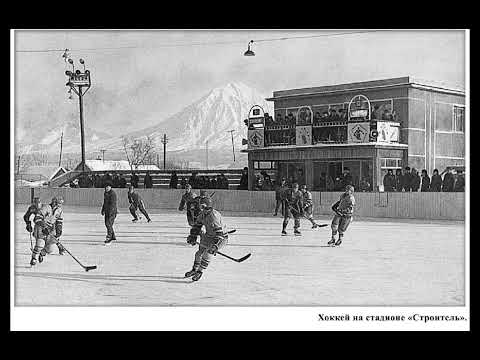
top-left (121, 135), bottom-right (157, 170)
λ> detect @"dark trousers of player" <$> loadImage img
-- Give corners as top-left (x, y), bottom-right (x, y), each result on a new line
top-left (282, 202), bottom-right (300, 231)
top-left (104, 212), bottom-right (117, 240)
top-left (274, 198), bottom-right (284, 215)
top-left (129, 201), bottom-right (150, 221)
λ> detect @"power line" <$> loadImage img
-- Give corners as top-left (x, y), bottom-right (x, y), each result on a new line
top-left (15, 30), bottom-right (382, 53)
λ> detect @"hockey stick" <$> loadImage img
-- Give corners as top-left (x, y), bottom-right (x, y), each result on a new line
top-left (286, 204), bottom-right (328, 228)
top-left (57, 241), bottom-right (97, 272)
top-left (29, 231), bottom-right (33, 252)
top-left (194, 229), bottom-right (252, 263)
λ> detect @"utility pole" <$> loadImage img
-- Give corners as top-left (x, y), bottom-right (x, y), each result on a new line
top-left (206, 140), bottom-right (208, 169)
top-left (58, 131), bottom-right (63, 167)
top-left (157, 153), bottom-right (160, 168)
top-left (100, 149), bottom-right (106, 162)
top-left (161, 134), bottom-right (168, 170)
top-left (17, 155), bottom-right (21, 175)
top-left (64, 58), bottom-right (91, 173)
top-left (228, 130), bottom-right (236, 162)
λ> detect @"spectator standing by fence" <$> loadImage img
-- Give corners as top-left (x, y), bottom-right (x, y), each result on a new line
top-left (144, 171), bottom-right (153, 189)
top-left (326, 174), bottom-right (335, 191)
top-left (180, 177), bottom-right (187, 189)
top-left (383, 169), bottom-right (396, 191)
top-left (402, 167), bottom-right (412, 192)
top-left (430, 169), bottom-right (442, 191)
top-left (169, 171), bottom-right (178, 189)
top-left (442, 169), bottom-right (455, 192)
top-left (394, 169), bottom-right (403, 191)
top-left (454, 170), bottom-right (465, 192)
top-left (119, 175), bottom-right (127, 188)
top-left (411, 168), bottom-right (421, 192)
top-left (238, 167), bottom-right (248, 190)
top-left (420, 170), bottom-right (430, 192)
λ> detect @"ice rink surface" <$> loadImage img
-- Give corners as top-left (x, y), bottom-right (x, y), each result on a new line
top-left (14, 206), bottom-right (465, 306)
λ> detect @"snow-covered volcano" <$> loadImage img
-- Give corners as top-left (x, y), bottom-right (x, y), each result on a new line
top-left (92, 82), bottom-right (272, 153)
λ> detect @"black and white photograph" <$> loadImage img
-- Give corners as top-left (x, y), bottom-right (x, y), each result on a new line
top-left (10, 29), bottom-right (469, 331)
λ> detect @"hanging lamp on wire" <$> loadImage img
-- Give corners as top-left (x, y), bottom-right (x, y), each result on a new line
top-left (244, 40), bottom-right (255, 56)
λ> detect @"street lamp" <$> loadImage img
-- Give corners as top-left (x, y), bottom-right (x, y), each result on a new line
top-left (244, 40), bottom-right (255, 56)
top-left (65, 58), bottom-right (92, 173)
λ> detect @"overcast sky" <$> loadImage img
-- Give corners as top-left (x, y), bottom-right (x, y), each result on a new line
top-left (15, 30), bottom-right (466, 137)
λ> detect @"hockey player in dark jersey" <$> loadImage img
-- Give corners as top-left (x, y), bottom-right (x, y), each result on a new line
top-left (184, 197), bottom-right (228, 281)
top-left (128, 185), bottom-right (151, 223)
top-left (328, 185), bottom-right (356, 246)
top-left (299, 185), bottom-right (319, 229)
top-left (281, 182), bottom-right (303, 236)
top-left (178, 184), bottom-right (200, 226)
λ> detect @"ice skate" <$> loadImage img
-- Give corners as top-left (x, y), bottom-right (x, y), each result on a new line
top-left (104, 238), bottom-right (114, 246)
top-left (335, 237), bottom-right (343, 246)
top-left (58, 245), bottom-right (65, 256)
top-left (147, 219), bottom-right (151, 223)
top-left (38, 252), bottom-right (44, 263)
top-left (294, 229), bottom-right (302, 236)
top-left (184, 268), bottom-right (197, 278)
top-left (30, 257), bottom-right (37, 266)
top-left (281, 230), bottom-right (287, 236)
top-left (327, 238), bottom-right (336, 246)
top-left (131, 218), bottom-right (138, 223)
top-left (312, 223), bottom-right (318, 229)
top-left (191, 270), bottom-right (203, 281)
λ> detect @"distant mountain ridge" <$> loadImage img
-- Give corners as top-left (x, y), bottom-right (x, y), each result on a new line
top-left (18, 82), bottom-right (272, 168)
top-left (107, 82), bottom-right (272, 152)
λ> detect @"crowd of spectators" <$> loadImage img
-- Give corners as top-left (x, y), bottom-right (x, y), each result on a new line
top-left (383, 167), bottom-right (464, 192)
top-left (70, 171), bottom-right (154, 189)
top-left (177, 171), bottom-right (230, 190)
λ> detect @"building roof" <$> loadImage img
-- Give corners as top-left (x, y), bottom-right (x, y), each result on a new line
top-left (21, 165), bottom-right (67, 181)
top-left (76, 160), bottom-right (160, 172)
top-left (266, 76), bottom-right (465, 101)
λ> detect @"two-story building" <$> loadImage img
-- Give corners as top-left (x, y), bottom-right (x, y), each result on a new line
top-left (242, 77), bottom-right (465, 191)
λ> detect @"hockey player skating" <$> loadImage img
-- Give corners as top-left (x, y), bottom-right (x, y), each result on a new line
top-left (128, 185), bottom-right (151, 223)
top-left (38, 196), bottom-right (67, 262)
top-left (299, 185), bottom-right (320, 229)
top-left (328, 185), bottom-right (356, 246)
top-left (101, 182), bottom-right (118, 245)
top-left (25, 197), bottom-right (63, 266)
top-left (184, 197), bottom-right (229, 282)
top-left (281, 182), bottom-right (303, 236)
top-left (178, 184), bottom-right (199, 226)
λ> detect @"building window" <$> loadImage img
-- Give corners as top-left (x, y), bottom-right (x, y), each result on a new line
top-left (380, 158), bottom-right (402, 169)
top-left (453, 106), bottom-right (465, 133)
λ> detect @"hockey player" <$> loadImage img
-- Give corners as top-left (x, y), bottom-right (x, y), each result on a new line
top-left (101, 182), bottom-right (117, 245)
top-left (281, 182), bottom-right (303, 236)
top-left (274, 178), bottom-right (288, 216)
top-left (299, 184), bottom-right (319, 229)
top-left (328, 185), bottom-right (355, 246)
top-left (38, 196), bottom-right (65, 262)
top-left (184, 197), bottom-right (228, 282)
top-left (24, 197), bottom-right (54, 266)
top-left (128, 185), bottom-right (152, 223)
top-left (38, 196), bottom-right (67, 262)
top-left (178, 184), bottom-right (199, 226)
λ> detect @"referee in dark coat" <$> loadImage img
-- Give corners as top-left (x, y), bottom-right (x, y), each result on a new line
top-left (101, 182), bottom-right (118, 245)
